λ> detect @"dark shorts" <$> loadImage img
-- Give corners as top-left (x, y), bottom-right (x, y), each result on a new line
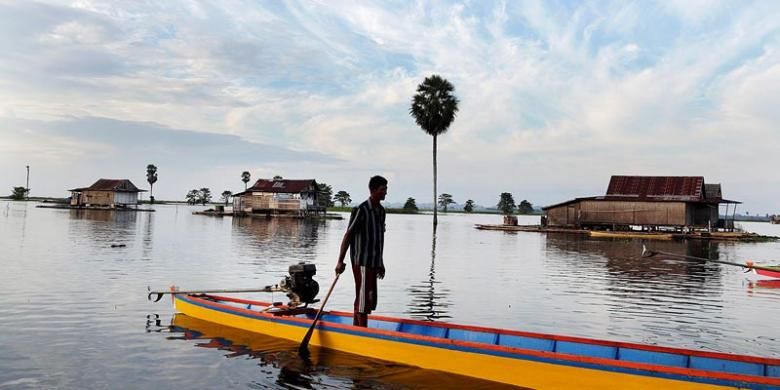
top-left (352, 264), bottom-right (378, 314)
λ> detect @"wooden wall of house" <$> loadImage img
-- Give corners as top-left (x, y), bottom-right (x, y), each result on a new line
top-left (81, 190), bottom-right (114, 206)
top-left (545, 200), bottom-right (689, 227)
top-left (235, 193), bottom-right (303, 212)
top-left (580, 200), bottom-right (687, 226)
top-left (545, 203), bottom-right (579, 227)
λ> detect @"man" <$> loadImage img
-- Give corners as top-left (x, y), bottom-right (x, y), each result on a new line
top-left (335, 175), bottom-right (387, 327)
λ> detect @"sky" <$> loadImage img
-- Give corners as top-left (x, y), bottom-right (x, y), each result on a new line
top-left (1, 1), bottom-right (779, 213)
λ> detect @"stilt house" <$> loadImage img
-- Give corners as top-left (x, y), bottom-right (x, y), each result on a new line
top-left (542, 176), bottom-right (740, 231)
top-left (232, 178), bottom-right (323, 217)
top-left (69, 179), bottom-right (146, 208)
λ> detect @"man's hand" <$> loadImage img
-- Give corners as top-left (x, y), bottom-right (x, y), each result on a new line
top-left (335, 261), bottom-right (346, 275)
top-left (378, 265), bottom-right (385, 280)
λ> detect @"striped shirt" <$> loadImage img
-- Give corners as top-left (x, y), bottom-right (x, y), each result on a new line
top-left (347, 199), bottom-right (386, 268)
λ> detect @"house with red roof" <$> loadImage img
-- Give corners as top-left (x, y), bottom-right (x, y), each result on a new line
top-left (232, 178), bottom-right (324, 217)
top-left (69, 179), bottom-right (146, 208)
top-left (542, 176), bottom-right (740, 231)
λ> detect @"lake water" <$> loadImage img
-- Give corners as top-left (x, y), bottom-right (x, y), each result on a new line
top-left (1, 200), bottom-right (779, 389)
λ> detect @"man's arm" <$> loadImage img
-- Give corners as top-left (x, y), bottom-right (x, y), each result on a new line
top-left (335, 229), bottom-right (351, 274)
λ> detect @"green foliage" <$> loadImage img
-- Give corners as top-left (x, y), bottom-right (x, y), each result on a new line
top-left (334, 190), bottom-right (351, 207)
top-left (497, 192), bottom-right (516, 215)
top-left (518, 199), bottom-right (534, 214)
top-left (410, 75), bottom-right (460, 137)
top-left (185, 189), bottom-right (199, 205)
top-left (403, 197), bottom-right (418, 212)
top-left (273, 175), bottom-right (283, 180)
top-left (199, 188), bottom-right (212, 205)
top-left (11, 186), bottom-right (27, 200)
top-left (221, 190), bottom-right (232, 206)
top-left (438, 193), bottom-right (455, 212)
top-left (186, 188), bottom-right (212, 205)
top-left (241, 171), bottom-right (251, 190)
top-left (146, 164), bottom-right (158, 203)
top-left (463, 199), bottom-right (475, 213)
top-left (317, 183), bottom-right (334, 208)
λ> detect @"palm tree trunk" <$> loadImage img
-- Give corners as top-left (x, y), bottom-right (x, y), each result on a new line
top-left (433, 134), bottom-right (438, 226)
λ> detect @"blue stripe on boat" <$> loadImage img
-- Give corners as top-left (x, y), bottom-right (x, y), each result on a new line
top-left (556, 341), bottom-right (617, 359)
top-left (618, 348), bottom-right (689, 368)
top-left (320, 314), bottom-right (351, 325)
top-left (448, 329), bottom-right (498, 344)
top-left (768, 365), bottom-right (780, 377)
top-left (368, 319), bottom-right (400, 332)
top-left (399, 322), bottom-right (448, 338)
top-left (689, 356), bottom-right (765, 377)
top-left (497, 334), bottom-right (555, 351)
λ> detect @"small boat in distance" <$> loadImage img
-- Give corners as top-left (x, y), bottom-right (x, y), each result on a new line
top-left (748, 262), bottom-right (780, 279)
top-left (172, 293), bottom-right (780, 389)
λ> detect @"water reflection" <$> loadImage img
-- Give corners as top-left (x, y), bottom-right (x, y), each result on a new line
top-left (545, 235), bottom-right (723, 283)
top-left (406, 227), bottom-right (452, 321)
top-left (165, 314), bottom-right (515, 389)
top-left (231, 217), bottom-right (321, 266)
top-left (66, 209), bottom-right (139, 247)
top-left (543, 235), bottom-right (735, 347)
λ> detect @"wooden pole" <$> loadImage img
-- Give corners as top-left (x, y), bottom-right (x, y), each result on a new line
top-left (299, 273), bottom-right (340, 356)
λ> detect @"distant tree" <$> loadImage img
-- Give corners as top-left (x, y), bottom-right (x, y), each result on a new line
top-left (273, 175), bottom-right (283, 180)
top-left (497, 193), bottom-right (516, 215)
top-left (146, 164), bottom-right (158, 203)
top-left (438, 193), bottom-right (455, 212)
top-left (241, 171), bottom-right (251, 190)
top-left (410, 74), bottom-right (459, 226)
top-left (185, 189), bottom-right (199, 205)
top-left (518, 200), bottom-right (534, 214)
top-left (221, 190), bottom-right (232, 206)
top-left (317, 183), bottom-right (334, 208)
top-left (403, 197), bottom-right (419, 212)
top-left (463, 199), bottom-right (475, 213)
top-left (334, 190), bottom-right (351, 207)
top-left (199, 188), bottom-right (212, 205)
top-left (10, 186), bottom-right (26, 200)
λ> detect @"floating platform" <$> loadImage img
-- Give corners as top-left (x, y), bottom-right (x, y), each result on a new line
top-left (474, 224), bottom-right (778, 242)
top-left (36, 205), bottom-right (155, 212)
top-left (195, 210), bottom-right (344, 220)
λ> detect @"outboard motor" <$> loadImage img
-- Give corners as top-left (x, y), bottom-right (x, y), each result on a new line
top-left (281, 262), bottom-right (319, 307)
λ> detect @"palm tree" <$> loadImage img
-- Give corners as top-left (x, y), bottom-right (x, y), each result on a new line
top-left (410, 74), bottom-right (459, 226)
top-left (146, 164), bottom-right (158, 203)
top-left (241, 171), bottom-right (251, 190)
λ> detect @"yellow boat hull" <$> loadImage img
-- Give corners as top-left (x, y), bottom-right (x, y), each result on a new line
top-left (174, 295), bottom-right (779, 389)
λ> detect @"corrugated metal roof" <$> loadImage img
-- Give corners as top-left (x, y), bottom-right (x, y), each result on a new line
top-left (237, 179), bottom-right (318, 195)
top-left (605, 176), bottom-right (704, 201)
top-left (70, 179), bottom-right (145, 192)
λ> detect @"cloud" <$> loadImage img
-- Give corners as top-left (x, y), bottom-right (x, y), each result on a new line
top-left (1, 1), bottom-right (779, 210)
top-left (0, 116), bottom-right (339, 198)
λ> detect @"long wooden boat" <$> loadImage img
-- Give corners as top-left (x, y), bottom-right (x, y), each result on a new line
top-left (173, 293), bottom-right (780, 389)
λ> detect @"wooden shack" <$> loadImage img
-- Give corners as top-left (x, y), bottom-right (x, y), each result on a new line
top-left (69, 179), bottom-right (146, 208)
top-left (542, 176), bottom-right (740, 231)
top-left (232, 178), bottom-right (324, 217)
